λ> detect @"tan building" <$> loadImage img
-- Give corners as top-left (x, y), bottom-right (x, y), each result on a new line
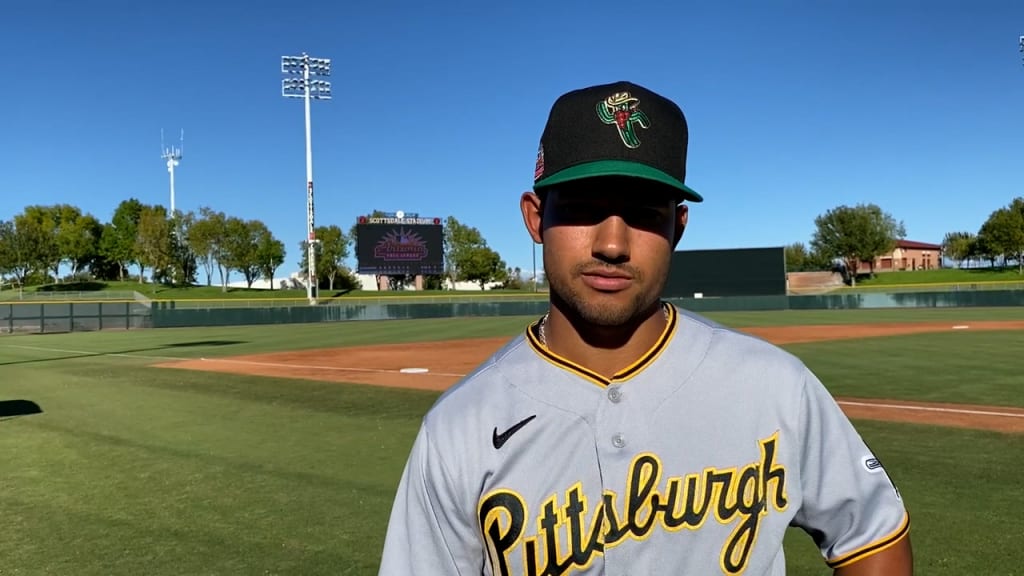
top-left (857, 240), bottom-right (943, 274)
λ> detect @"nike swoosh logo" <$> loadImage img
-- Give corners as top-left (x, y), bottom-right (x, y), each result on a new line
top-left (492, 415), bottom-right (537, 449)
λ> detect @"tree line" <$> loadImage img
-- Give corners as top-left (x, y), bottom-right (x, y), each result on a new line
top-left (783, 196), bottom-right (1024, 281)
top-left (0, 200), bottom-right (288, 290)
top-left (0, 202), bottom-right (527, 292)
top-left (941, 197), bottom-right (1024, 273)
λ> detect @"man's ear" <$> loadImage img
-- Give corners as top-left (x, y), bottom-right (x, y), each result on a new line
top-left (520, 191), bottom-right (543, 244)
top-left (672, 203), bottom-right (689, 249)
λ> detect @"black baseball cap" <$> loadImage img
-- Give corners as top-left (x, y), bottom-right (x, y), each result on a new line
top-left (532, 80), bottom-right (702, 203)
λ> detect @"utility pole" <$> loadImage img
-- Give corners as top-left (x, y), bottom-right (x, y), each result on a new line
top-left (282, 53), bottom-right (332, 304)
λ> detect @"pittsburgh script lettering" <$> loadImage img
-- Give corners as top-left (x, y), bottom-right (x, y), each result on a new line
top-left (477, 434), bottom-right (788, 576)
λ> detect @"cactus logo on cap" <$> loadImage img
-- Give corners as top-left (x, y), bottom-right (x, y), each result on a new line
top-left (596, 91), bottom-right (651, 149)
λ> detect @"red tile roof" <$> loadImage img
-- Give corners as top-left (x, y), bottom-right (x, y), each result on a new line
top-left (896, 239), bottom-right (942, 250)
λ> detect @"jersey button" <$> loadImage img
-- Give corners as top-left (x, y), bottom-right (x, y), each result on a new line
top-left (608, 386), bottom-right (622, 403)
top-left (612, 433), bottom-right (626, 448)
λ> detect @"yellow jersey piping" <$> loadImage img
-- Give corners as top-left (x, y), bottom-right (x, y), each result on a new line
top-left (525, 303), bottom-right (678, 387)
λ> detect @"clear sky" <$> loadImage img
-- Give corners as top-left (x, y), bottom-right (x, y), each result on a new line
top-left (2, 0), bottom-right (1022, 278)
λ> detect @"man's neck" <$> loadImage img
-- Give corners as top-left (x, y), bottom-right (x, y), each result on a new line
top-left (541, 303), bottom-right (670, 380)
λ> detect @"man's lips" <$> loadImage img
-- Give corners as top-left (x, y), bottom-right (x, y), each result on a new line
top-left (580, 269), bottom-right (634, 291)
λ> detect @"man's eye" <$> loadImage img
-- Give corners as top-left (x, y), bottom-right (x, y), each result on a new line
top-left (550, 204), bottom-right (668, 227)
top-left (627, 207), bottom-right (666, 223)
top-left (555, 204), bottom-right (599, 219)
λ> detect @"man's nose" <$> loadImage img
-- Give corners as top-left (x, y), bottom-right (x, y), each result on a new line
top-left (591, 216), bottom-right (630, 263)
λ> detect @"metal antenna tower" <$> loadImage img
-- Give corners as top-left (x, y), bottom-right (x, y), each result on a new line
top-left (282, 52), bottom-right (332, 304)
top-left (161, 129), bottom-right (184, 215)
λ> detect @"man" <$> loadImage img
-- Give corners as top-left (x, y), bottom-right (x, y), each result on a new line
top-left (377, 80), bottom-right (913, 575)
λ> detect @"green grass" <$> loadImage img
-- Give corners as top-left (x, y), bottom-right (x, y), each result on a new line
top-left (848, 267), bottom-right (1024, 287)
top-left (704, 306), bottom-right (1024, 327)
top-left (0, 280), bottom-right (546, 302)
top-left (3, 312), bottom-right (1024, 574)
top-left (783, 330), bottom-right (1024, 408)
top-left (2, 363), bottom-right (434, 575)
top-left (1, 316), bottom-right (538, 361)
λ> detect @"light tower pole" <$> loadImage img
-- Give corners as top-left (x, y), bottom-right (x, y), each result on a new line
top-left (161, 129), bottom-right (184, 215)
top-left (1019, 35), bottom-right (1023, 64)
top-left (282, 53), bottom-right (332, 304)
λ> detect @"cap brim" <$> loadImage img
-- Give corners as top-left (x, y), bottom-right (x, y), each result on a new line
top-left (534, 160), bottom-right (703, 203)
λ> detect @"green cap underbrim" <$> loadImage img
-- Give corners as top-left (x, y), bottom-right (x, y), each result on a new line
top-left (534, 160), bottom-right (703, 203)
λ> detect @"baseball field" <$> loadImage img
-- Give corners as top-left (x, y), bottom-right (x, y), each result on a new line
top-left (3, 306), bottom-right (1024, 575)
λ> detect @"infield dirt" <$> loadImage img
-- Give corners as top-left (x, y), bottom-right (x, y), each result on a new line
top-left (155, 320), bottom-right (1024, 433)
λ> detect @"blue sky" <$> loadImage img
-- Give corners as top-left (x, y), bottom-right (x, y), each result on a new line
top-left (2, 0), bottom-right (1023, 278)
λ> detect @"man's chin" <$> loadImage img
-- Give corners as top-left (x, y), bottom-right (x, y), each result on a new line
top-left (572, 300), bottom-right (649, 328)
top-left (550, 282), bottom-right (658, 326)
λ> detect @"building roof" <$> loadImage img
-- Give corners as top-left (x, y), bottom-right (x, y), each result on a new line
top-left (896, 239), bottom-right (942, 250)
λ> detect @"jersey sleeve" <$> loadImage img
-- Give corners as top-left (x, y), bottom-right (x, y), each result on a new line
top-left (790, 367), bottom-right (910, 569)
top-left (377, 423), bottom-right (482, 576)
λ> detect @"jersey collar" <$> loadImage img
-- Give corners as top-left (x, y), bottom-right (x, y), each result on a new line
top-left (525, 302), bottom-right (678, 387)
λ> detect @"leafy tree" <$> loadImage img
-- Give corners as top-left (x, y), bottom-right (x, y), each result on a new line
top-left (423, 274), bottom-right (444, 290)
top-left (221, 217), bottom-right (254, 288)
top-left (255, 227), bottom-right (286, 290)
top-left (52, 205), bottom-right (102, 278)
top-left (186, 207), bottom-right (230, 289)
top-left (442, 215), bottom-right (510, 289)
top-left (333, 267), bottom-right (363, 291)
top-left (0, 219), bottom-right (34, 286)
top-left (979, 199), bottom-right (1024, 273)
top-left (783, 242), bottom-right (831, 272)
top-left (223, 218), bottom-right (282, 289)
top-left (14, 206), bottom-right (61, 282)
top-left (460, 246), bottom-right (505, 290)
top-left (0, 220), bottom-right (13, 279)
top-left (810, 203), bottom-right (906, 285)
top-left (87, 247), bottom-right (123, 281)
top-left (942, 231), bottom-right (975, 269)
top-left (135, 204), bottom-right (173, 283)
top-left (166, 211), bottom-right (198, 286)
top-left (974, 221), bottom-right (1001, 268)
top-left (300, 224), bottom-right (350, 290)
top-left (98, 224), bottom-right (127, 281)
top-left (499, 266), bottom-right (524, 290)
top-left (443, 216), bottom-right (485, 287)
top-left (103, 198), bottom-right (145, 281)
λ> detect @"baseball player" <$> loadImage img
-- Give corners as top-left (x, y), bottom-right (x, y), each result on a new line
top-left (377, 81), bottom-right (913, 575)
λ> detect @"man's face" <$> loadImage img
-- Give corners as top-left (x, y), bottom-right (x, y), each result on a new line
top-left (521, 177), bottom-right (688, 327)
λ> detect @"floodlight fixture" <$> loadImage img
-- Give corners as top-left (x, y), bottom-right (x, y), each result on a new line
top-left (281, 53), bottom-right (332, 304)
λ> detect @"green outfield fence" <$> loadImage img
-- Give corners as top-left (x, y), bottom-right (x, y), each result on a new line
top-left (0, 301), bottom-right (151, 334)
top-left (2, 289), bottom-right (1024, 334)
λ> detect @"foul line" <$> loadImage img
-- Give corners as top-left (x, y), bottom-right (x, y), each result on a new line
top-left (3, 344), bottom-right (186, 362)
top-left (195, 357), bottom-right (468, 378)
top-left (839, 400), bottom-right (1024, 419)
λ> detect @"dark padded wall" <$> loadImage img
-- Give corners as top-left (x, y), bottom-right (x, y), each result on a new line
top-left (663, 247), bottom-right (786, 298)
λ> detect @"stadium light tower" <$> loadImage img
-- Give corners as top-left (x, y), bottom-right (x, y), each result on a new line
top-left (161, 129), bottom-right (184, 215)
top-left (282, 53), bottom-right (332, 304)
top-left (1019, 35), bottom-right (1023, 65)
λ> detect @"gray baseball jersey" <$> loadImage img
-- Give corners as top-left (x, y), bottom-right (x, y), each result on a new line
top-left (378, 303), bottom-right (909, 575)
